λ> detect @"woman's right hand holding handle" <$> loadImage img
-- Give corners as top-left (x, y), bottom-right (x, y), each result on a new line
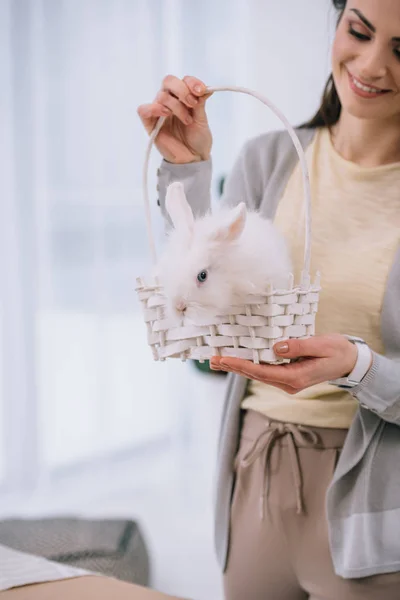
top-left (137, 75), bottom-right (213, 164)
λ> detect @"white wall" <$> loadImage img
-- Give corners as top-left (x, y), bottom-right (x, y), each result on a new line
top-left (179, 0), bottom-right (336, 179)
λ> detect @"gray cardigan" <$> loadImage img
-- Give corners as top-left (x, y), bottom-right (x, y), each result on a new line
top-left (157, 128), bottom-right (400, 580)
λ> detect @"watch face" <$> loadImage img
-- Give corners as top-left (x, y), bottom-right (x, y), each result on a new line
top-left (330, 377), bottom-right (357, 389)
top-left (346, 336), bottom-right (366, 345)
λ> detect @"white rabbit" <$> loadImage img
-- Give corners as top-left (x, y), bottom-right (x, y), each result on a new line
top-left (156, 181), bottom-right (293, 324)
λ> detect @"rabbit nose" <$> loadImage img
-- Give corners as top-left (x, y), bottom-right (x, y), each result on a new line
top-left (175, 299), bottom-right (187, 313)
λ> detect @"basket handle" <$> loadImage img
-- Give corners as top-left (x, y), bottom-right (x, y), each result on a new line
top-left (143, 85), bottom-right (312, 278)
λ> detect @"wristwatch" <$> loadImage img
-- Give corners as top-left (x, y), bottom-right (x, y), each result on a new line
top-left (329, 336), bottom-right (372, 389)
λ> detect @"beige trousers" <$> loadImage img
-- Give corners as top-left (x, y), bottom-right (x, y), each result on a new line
top-left (224, 409), bottom-right (400, 600)
top-left (0, 577), bottom-right (181, 600)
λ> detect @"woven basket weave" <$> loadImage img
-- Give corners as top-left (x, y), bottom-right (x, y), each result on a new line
top-left (136, 86), bottom-right (320, 364)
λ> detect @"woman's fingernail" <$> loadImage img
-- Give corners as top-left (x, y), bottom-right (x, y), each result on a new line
top-left (194, 84), bottom-right (203, 93)
top-left (275, 342), bottom-right (289, 354)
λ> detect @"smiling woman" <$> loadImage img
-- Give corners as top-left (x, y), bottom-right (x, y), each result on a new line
top-left (332, 4), bottom-right (400, 123)
top-left (138, 0), bottom-right (400, 598)
top-left (304, 1), bottom-right (400, 140)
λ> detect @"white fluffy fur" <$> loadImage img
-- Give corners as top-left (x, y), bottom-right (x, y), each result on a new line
top-left (157, 186), bottom-right (292, 323)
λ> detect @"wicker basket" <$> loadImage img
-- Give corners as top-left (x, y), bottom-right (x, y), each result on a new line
top-left (136, 85), bottom-right (320, 364)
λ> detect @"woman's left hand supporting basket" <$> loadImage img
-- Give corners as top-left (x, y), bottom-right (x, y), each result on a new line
top-left (210, 334), bottom-right (362, 393)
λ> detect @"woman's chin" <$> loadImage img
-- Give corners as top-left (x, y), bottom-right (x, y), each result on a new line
top-left (345, 103), bottom-right (392, 120)
top-left (339, 87), bottom-right (396, 121)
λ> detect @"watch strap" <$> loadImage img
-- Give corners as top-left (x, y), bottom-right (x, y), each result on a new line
top-left (329, 338), bottom-right (372, 389)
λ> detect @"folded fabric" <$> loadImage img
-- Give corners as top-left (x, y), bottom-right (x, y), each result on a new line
top-left (0, 544), bottom-right (91, 591)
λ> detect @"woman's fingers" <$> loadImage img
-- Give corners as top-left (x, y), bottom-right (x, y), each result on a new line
top-left (162, 74), bottom-right (200, 107)
top-left (136, 102), bottom-right (171, 134)
top-left (182, 76), bottom-right (211, 121)
top-left (138, 75), bottom-right (210, 132)
top-left (155, 90), bottom-right (193, 125)
top-left (137, 103), bottom-right (171, 120)
top-left (182, 75), bottom-right (207, 97)
top-left (137, 74), bottom-right (212, 163)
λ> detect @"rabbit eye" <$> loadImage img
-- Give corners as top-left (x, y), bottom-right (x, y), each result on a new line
top-left (197, 270), bottom-right (208, 283)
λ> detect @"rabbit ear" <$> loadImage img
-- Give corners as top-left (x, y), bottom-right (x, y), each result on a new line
top-left (165, 182), bottom-right (194, 233)
top-left (213, 202), bottom-right (247, 242)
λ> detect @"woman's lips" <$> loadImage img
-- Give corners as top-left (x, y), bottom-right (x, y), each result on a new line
top-left (347, 70), bottom-right (391, 99)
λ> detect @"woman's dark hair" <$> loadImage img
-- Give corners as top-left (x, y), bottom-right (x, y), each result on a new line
top-left (300, 0), bottom-right (347, 129)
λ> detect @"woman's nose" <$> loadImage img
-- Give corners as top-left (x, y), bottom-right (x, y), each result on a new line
top-left (357, 46), bottom-right (388, 81)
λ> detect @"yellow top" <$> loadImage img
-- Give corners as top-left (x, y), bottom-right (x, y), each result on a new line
top-left (243, 127), bottom-right (400, 428)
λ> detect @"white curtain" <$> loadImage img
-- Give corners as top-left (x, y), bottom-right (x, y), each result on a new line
top-left (0, 0), bottom-right (332, 500)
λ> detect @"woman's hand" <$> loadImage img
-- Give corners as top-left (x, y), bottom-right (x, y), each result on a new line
top-left (137, 74), bottom-right (213, 164)
top-left (210, 334), bottom-right (362, 394)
